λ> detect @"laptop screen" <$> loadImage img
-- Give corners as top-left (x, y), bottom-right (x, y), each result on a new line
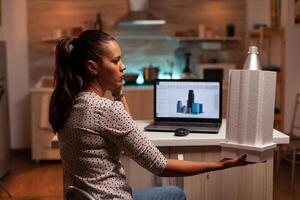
top-left (154, 79), bottom-right (222, 122)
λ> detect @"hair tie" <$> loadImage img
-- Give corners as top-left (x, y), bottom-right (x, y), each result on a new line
top-left (69, 37), bottom-right (78, 53)
top-left (69, 43), bottom-right (74, 52)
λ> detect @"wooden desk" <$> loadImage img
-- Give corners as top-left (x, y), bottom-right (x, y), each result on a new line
top-left (51, 120), bottom-right (288, 200)
top-left (51, 119), bottom-right (289, 148)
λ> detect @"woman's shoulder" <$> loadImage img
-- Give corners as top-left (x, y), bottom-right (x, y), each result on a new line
top-left (74, 91), bottom-right (134, 134)
top-left (75, 91), bottom-right (112, 109)
top-left (76, 91), bottom-right (123, 111)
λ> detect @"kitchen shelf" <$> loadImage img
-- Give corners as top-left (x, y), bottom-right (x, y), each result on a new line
top-left (38, 35), bottom-right (242, 43)
top-left (249, 28), bottom-right (284, 38)
top-left (38, 37), bottom-right (60, 42)
top-left (115, 35), bottom-right (172, 40)
top-left (173, 36), bottom-right (242, 42)
top-left (39, 35), bottom-right (173, 42)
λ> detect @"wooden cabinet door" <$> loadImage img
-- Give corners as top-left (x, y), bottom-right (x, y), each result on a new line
top-left (170, 146), bottom-right (222, 200)
top-left (124, 89), bottom-right (154, 120)
top-left (31, 92), bottom-right (60, 161)
top-left (169, 146), bottom-right (273, 200)
top-left (105, 88), bottom-right (153, 120)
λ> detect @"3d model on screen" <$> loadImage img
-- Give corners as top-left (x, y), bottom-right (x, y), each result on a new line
top-left (176, 90), bottom-right (203, 114)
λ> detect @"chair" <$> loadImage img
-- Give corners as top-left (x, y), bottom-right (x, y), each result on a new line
top-left (65, 185), bottom-right (96, 200)
top-left (276, 92), bottom-right (300, 191)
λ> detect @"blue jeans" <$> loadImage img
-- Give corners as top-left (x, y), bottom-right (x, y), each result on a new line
top-left (133, 186), bottom-right (186, 200)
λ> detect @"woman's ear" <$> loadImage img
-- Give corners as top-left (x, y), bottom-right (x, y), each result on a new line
top-left (86, 60), bottom-right (99, 75)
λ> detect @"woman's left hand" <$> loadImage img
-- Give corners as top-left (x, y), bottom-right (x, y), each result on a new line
top-left (219, 154), bottom-right (253, 169)
top-left (112, 85), bottom-right (123, 97)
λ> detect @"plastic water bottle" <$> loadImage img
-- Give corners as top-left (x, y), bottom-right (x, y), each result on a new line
top-left (243, 46), bottom-right (261, 70)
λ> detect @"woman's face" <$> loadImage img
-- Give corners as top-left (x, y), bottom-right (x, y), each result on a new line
top-left (96, 40), bottom-right (126, 91)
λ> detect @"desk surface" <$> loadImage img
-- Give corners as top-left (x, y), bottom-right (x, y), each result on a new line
top-left (51, 119), bottom-right (289, 148)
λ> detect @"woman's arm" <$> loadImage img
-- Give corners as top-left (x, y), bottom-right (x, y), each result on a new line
top-left (160, 154), bottom-right (247, 177)
top-left (102, 99), bottom-right (248, 177)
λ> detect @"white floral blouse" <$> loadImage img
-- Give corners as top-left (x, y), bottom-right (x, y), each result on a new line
top-left (58, 92), bottom-right (167, 199)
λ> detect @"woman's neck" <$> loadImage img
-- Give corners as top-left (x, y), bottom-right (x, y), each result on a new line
top-left (85, 80), bottom-right (105, 97)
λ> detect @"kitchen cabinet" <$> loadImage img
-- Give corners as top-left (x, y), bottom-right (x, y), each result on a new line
top-left (125, 88), bottom-right (153, 120)
top-left (105, 86), bottom-right (154, 120)
top-left (169, 146), bottom-right (273, 200)
top-left (116, 121), bottom-right (288, 200)
top-left (51, 120), bottom-right (288, 199)
top-left (30, 91), bottom-right (60, 161)
top-left (121, 146), bottom-right (273, 200)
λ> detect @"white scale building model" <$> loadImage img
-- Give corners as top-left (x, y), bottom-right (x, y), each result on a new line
top-left (220, 46), bottom-right (277, 162)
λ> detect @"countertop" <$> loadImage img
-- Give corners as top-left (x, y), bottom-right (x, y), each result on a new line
top-left (51, 119), bottom-right (289, 148)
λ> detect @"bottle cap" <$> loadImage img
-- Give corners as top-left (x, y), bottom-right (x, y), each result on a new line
top-left (248, 46), bottom-right (259, 54)
top-left (243, 46), bottom-right (261, 70)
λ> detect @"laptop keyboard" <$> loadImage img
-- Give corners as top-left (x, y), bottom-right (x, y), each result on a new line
top-left (145, 122), bottom-right (220, 133)
top-left (154, 122), bottom-right (220, 128)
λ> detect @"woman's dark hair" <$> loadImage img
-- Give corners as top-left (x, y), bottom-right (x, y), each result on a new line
top-left (49, 30), bottom-right (116, 133)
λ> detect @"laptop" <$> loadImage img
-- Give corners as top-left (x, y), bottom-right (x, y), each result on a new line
top-left (144, 79), bottom-right (222, 133)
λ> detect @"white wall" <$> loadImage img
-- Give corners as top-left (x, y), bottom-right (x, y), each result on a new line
top-left (282, 1), bottom-right (300, 132)
top-left (1, 0), bottom-right (30, 148)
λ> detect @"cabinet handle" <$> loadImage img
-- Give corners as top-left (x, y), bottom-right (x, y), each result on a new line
top-left (177, 154), bottom-right (184, 189)
top-left (177, 154), bottom-right (184, 160)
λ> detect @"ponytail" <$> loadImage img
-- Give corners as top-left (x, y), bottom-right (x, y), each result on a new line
top-left (49, 37), bottom-right (85, 133)
top-left (49, 30), bottom-right (116, 133)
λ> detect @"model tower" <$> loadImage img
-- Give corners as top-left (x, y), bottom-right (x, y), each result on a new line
top-left (220, 46), bottom-right (277, 162)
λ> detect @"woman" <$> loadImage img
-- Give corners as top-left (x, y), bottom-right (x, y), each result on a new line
top-left (49, 30), bottom-right (247, 200)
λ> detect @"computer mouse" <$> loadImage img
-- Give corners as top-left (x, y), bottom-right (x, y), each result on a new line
top-left (174, 128), bottom-right (190, 137)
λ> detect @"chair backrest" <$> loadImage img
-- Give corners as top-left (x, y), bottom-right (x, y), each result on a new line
top-left (290, 92), bottom-right (300, 138)
top-left (65, 185), bottom-right (96, 200)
